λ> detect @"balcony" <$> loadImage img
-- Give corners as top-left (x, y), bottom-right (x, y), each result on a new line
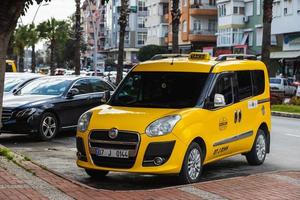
top-left (189, 30), bottom-right (217, 42)
top-left (163, 13), bottom-right (169, 23)
top-left (190, 4), bottom-right (217, 16)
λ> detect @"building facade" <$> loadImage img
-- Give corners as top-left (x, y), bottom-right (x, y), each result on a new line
top-left (81, 0), bottom-right (106, 69)
top-left (270, 0), bottom-right (300, 79)
top-left (216, 0), bottom-right (263, 55)
top-left (165, 0), bottom-right (218, 54)
top-left (145, 0), bottom-right (169, 46)
top-left (105, 0), bottom-right (148, 65)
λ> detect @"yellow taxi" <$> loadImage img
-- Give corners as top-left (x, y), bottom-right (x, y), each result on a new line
top-left (76, 53), bottom-right (271, 183)
top-left (6, 60), bottom-right (17, 72)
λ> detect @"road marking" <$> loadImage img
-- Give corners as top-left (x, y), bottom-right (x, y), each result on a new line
top-left (179, 186), bottom-right (228, 200)
top-left (285, 133), bottom-right (300, 138)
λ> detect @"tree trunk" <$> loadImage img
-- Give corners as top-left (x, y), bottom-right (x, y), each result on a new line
top-left (50, 40), bottom-right (55, 76)
top-left (31, 44), bottom-right (36, 73)
top-left (19, 48), bottom-right (25, 72)
top-left (0, 1), bottom-right (26, 129)
top-left (171, 0), bottom-right (181, 54)
top-left (261, 0), bottom-right (273, 71)
top-left (74, 0), bottom-right (81, 76)
top-left (116, 0), bottom-right (129, 85)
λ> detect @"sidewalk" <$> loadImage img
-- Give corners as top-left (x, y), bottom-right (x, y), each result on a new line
top-left (0, 151), bottom-right (300, 200)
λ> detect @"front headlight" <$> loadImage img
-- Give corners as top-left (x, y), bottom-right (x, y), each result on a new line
top-left (16, 108), bottom-right (37, 118)
top-left (145, 115), bottom-right (181, 137)
top-left (77, 111), bottom-right (93, 132)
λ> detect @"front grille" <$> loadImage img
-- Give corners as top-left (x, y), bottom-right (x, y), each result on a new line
top-left (1, 109), bottom-right (13, 122)
top-left (89, 130), bottom-right (140, 169)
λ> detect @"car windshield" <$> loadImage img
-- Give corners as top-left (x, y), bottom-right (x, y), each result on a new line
top-left (4, 77), bottom-right (26, 92)
top-left (270, 78), bottom-right (281, 84)
top-left (19, 78), bottom-right (72, 96)
top-left (110, 72), bottom-right (208, 108)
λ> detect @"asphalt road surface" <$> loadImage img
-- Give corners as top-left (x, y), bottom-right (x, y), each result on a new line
top-left (1, 116), bottom-right (300, 190)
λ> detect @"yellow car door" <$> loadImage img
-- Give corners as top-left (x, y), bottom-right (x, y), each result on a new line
top-left (204, 73), bottom-right (238, 162)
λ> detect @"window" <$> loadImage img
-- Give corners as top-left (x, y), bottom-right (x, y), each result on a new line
top-left (72, 79), bottom-right (92, 95)
top-left (240, 7), bottom-right (245, 14)
top-left (138, 17), bottom-right (146, 28)
top-left (90, 79), bottom-right (113, 93)
top-left (256, 27), bottom-right (263, 46)
top-left (257, 0), bottom-right (261, 15)
top-left (208, 19), bottom-right (217, 32)
top-left (273, 1), bottom-right (281, 17)
top-left (137, 32), bottom-right (147, 45)
top-left (236, 71), bottom-right (252, 100)
top-left (233, 7), bottom-right (238, 14)
top-left (283, 0), bottom-right (293, 15)
top-left (138, 0), bottom-right (147, 12)
top-left (252, 70), bottom-right (265, 96)
top-left (248, 31), bottom-right (253, 46)
top-left (218, 4), bottom-right (227, 17)
top-left (209, 0), bottom-right (216, 6)
top-left (183, 0), bottom-right (188, 7)
top-left (182, 20), bottom-right (187, 32)
top-left (245, 2), bottom-right (254, 16)
top-left (211, 74), bottom-right (233, 106)
top-left (193, 20), bottom-right (201, 32)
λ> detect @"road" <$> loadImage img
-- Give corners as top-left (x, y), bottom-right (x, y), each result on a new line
top-left (1, 116), bottom-right (300, 190)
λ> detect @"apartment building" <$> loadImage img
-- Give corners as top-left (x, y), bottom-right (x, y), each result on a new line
top-left (145, 0), bottom-right (169, 46)
top-left (216, 0), bottom-right (263, 55)
top-left (165, 0), bottom-right (218, 53)
top-left (271, 0), bottom-right (300, 79)
top-left (105, 0), bottom-right (148, 65)
top-left (81, 0), bottom-right (106, 69)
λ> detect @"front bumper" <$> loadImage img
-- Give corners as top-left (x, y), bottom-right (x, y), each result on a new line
top-left (1, 116), bottom-right (39, 134)
top-left (76, 130), bottom-right (188, 174)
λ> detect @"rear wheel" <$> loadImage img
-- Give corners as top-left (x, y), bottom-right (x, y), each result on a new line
top-left (38, 112), bottom-right (58, 141)
top-left (245, 129), bottom-right (267, 165)
top-left (179, 142), bottom-right (203, 184)
top-left (85, 169), bottom-right (109, 179)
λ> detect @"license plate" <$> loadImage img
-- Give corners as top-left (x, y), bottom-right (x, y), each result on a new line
top-left (95, 148), bottom-right (129, 159)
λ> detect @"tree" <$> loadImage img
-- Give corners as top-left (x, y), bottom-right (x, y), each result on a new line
top-left (13, 25), bottom-right (29, 72)
top-left (171, 0), bottom-right (181, 54)
top-left (261, 0), bottom-right (273, 70)
top-left (27, 24), bottom-right (39, 73)
top-left (37, 18), bottom-right (69, 75)
top-left (137, 45), bottom-right (168, 62)
top-left (0, 0), bottom-right (51, 129)
top-left (74, 0), bottom-right (81, 75)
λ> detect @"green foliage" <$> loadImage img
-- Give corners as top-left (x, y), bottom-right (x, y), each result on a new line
top-left (271, 105), bottom-right (300, 114)
top-left (0, 148), bottom-right (13, 161)
top-left (137, 45), bottom-right (168, 62)
top-left (290, 97), bottom-right (300, 106)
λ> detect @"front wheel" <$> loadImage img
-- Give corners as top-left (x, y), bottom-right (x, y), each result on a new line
top-left (179, 142), bottom-right (203, 184)
top-left (245, 129), bottom-right (267, 165)
top-left (38, 112), bottom-right (58, 141)
top-left (85, 169), bottom-right (109, 179)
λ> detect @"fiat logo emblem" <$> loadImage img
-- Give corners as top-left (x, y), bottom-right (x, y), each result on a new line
top-left (108, 128), bottom-right (118, 139)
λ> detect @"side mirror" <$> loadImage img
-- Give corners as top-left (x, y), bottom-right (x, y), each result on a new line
top-left (67, 88), bottom-right (79, 98)
top-left (101, 90), bottom-right (111, 103)
top-left (214, 93), bottom-right (226, 107)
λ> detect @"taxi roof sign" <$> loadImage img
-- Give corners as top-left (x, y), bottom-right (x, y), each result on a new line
top-left (189, 52), bottom-right (211, 61)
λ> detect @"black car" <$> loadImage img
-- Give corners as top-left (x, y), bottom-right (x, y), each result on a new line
top-left (1, 76), bottom-right (115, 140)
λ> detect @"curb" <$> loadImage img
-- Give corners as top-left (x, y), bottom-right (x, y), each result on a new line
top-left (271, 111), bottom-right (300, 119)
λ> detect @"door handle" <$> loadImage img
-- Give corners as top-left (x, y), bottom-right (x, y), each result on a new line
top-left (234, 110), bottom-right (238, 123)
top-left (238, 110), bottom-right (242, 123)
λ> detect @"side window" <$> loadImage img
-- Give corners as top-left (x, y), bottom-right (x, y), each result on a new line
top-left (236, 71), bottom-right (252, 100)
top-left (210, 74), bottom-right (234, 106)
top-left (71, 79), bottom-right (92, 95)
top-left (6, 63), bottom-right (13, 72)
top-left (90, 79), bottom-right (113, 93)
top-left (252, 70), bottom-right (265, 96)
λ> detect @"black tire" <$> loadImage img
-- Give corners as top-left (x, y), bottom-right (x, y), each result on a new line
top-left (38, 112), bottom-right (59, 141)
top-left (245, 129), bottom-right (267, 165)
top-left (85, 169), bottom-right (109, 179)
top-left (179, 142), bottom-right (203, 184)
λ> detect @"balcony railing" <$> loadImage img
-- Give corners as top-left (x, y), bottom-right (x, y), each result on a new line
top-left (190, 29), bottom-right (216, 35)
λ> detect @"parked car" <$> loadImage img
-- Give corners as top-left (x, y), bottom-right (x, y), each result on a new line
top-left (297, 86), bottom-right (300, 97)
top-left (4, 73), bottom-right (43, 97)
top-left (270, 77), bottom-right (296, 96)
top-left (1, 76), bottom-right (115, 140)
top-left (5, 60), bottom-right (17, 72)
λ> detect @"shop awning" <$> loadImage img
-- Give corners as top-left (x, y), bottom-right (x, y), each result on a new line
top-left (270, 51), bottom-right (300, 59)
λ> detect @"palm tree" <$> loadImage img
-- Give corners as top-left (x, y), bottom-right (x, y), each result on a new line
top-left (37, 18), bottom-right (69, 75)
top-left (27, 24), bottom-right (39, 73)
top-left (171, 0), bottom-right (181, 53)
top-left (0, 0), bottom-right (51, 129)
top-left (261, 0), bottom-right (273, 70)
top-left (116, 0), bottom-right (130, 84)
top-left (74, 0), bottom-right (81, 75)
top-left (13, 25), bottom-right (29, 72)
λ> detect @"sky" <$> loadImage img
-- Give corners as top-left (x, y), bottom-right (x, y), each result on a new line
top-left (21, 0), bottom-right (76, 25)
